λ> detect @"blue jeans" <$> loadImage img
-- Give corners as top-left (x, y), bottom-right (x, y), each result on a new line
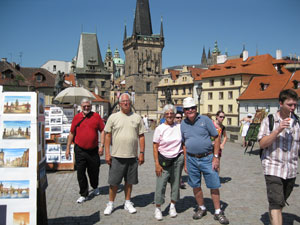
top-left (187, 153), bottom-right (221, 189)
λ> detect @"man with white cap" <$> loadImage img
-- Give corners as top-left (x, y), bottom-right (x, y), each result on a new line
top-left (240, 113), bottom-right (253, 147)
top-left (181, 97), bottom-right (229, 224)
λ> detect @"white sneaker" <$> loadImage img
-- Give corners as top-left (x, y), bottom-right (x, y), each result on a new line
top-left (92, 187), bottom-right (100, 196)
top-left (104, 202), bottom-right (114, 215)
top-left (154, 208), bottom-right (163, 220)
top-left (76, 196), bottom-right (86, 204)
top-left (169, 206), bottom-right (177, 218)
top-left (124, 201), bottom-right (137, 214)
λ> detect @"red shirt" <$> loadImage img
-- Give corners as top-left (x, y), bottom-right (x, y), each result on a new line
top-left (70, 112), bottom-right (105, 149)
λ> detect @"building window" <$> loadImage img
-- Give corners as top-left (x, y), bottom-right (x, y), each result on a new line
top-left (208, 105), bottom-right (213, 112)
top-left (161, 90), bottom-right (165, 96)
top-left (220, 78), bottom-right (225, 86)
top-left (53, 65), bottom-right (56, 72)
top-left (255, 105), bottom-right (258, 110)
top-left (209, 80), bottom-right (214, 87)
top-left (228, 91), bottom-right (233, 99)
top-left (146, 82), bottom-right (151, 92)
top-left (245, 105), bottom-right (248, 112)
top-left (228, 104), bottom-right (233, 113)
top-left (108, 62), bottom-right (111, 67)
top-left (36, 75), bottom-right (43, 82)
top-left (219, 105), bottom-right (223, 111)
top-left (182, 87), bottom-right (186, 95)
top-left (175, 88), bottom-right (178, 95)
top-left (161, 100), bottom-right (165, 106)
top-left (164, 79), bottom-right (168, 83)
top-left (174, 100), bottom-right (178, 104)
top-left (227, 118), bottom-right (232, 125)
top-left (188, 87), bottom-right (192, 94)
top-left (101, 91), bottom-right (105, 96)
top-left (230, 78), bottom-right (235, 85)
top-left (219, 92), bottom-right (224, 100)
top-left (88, 81), bottom-right (93, 88)
top-left (267, 105), bottom-right (270, 112)
top-left (208, 92), bottom-right (213, 100)
top-left (101, 81), bottom-right (106, 87)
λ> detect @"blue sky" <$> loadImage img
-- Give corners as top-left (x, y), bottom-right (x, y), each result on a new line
top-left (4, 96), bottom-right (31, 104)
top-left (1, 148), bottom-right (28, 161)
top-left (0, 0), bottom-right (299, 69)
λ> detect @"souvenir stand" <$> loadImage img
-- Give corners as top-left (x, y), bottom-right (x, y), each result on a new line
top-left (0, 91), bottom-right (47, 225)
top-left (44, 105), bottom-right (75, 171)
top-left (244, 109), bottom-right (268, 154)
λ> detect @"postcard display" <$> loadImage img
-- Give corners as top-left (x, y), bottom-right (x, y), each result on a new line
top-left (0, 92), bottom-right (46, 225)
top-left (45, 106), bottom-right (75, 170)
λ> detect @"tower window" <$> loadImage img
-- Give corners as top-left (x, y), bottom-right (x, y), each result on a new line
top-left (146, 82), bottom-right (151, 92)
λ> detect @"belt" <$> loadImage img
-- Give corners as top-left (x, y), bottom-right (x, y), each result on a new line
top-left (187, 151), bottom-right (212, 158)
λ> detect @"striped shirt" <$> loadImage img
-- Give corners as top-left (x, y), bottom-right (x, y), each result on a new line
top-left (257, 112), bottom-right (300, 179)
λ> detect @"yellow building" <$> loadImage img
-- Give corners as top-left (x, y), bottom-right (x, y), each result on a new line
top-left (200, 53), bottom-right (278, 126)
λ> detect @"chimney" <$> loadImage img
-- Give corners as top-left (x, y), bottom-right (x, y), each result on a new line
top-left (217, 55), bottom-right (227, 64)
top-left (243, 51), bottom-right (248, 61)
top-left (276, 49), bottom-right (282, 60)
top-left (1, 58), bottom-right (7, 62)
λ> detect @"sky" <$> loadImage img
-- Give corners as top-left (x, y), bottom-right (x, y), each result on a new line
top-left (0, 0), bottom-right (299, 69)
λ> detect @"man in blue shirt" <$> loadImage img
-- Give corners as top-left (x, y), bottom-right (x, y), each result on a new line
top-left (181, 97), bottom-right (229, 224)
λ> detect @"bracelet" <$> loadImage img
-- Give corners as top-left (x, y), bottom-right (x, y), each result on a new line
top-left (100, 144), bottom-right (104, 147)
top-left (140, 152), bottom-right (145, 154)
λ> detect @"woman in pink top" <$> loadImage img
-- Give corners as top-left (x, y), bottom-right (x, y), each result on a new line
top-left (153, 104), bottom-right (184, 221)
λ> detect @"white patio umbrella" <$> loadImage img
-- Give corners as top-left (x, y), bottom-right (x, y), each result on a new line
top-left (54, 87), bottom-right (96, 105)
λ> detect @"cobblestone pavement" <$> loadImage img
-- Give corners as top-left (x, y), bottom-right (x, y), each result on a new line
top-left (46, 131), bottom-right (300, 225)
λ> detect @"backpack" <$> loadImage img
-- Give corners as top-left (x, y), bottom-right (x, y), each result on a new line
top-left (259, 113), bottom-right (300, 158)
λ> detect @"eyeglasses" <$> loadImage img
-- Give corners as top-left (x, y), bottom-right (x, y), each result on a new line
top-left (82, 105), bottom-right (91, 108)
top-left (184, 106), bottom-right (197, 111)
top-left (219, 116), bottom-right (225, 118)
top-left (120, 100), bottom-right (130, 103)
top-left (175, 117), bottom-right (182, 119)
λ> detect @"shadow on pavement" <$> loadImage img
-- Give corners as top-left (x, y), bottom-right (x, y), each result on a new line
top-left (48, 211), bottom-right (100, 225)
top-left (131, 192), bottom-right (155, 207)
top-left (220, 176), bottom-right (232, 184)
top-left (97, 184), bottom-right (124, 196)
top-left (260, 211), bottom-right (300, 225)
top-left (245, 148), bottom-right (261, 156)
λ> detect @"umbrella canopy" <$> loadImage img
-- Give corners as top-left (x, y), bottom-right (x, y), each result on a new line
top-left (54, 87), bottom-right (96, 105)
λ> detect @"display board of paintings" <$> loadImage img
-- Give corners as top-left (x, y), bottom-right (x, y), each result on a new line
top-left (45, 106), bottom-right (75, 170)
top-left (0, 92), bottom-right (38, 225)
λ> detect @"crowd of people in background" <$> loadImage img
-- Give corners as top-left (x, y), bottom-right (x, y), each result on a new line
top-left (66, 89), bottom-right (299, 225)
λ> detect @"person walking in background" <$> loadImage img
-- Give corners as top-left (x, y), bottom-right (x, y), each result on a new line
top-left (240, 113), bottom-right (252, 147)
top-left (258, 89), bottom-right (300, 225)
top-left (174, 111), bottom-right (186, 189)
top-left (143, 115), bottom-right (149, 132)
top-left (153, 105), bottom-right (184, 220)
top-left (213, 111), bottom-right (227, 173)
top-left (181, 97), bottom-right (229, 224)
top-left (66, 98), bottom-right (105, 204)
top-left (103, 93), bottom-right (145, 215)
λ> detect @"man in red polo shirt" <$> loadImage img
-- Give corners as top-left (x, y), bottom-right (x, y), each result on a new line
top-left (66, 98), bottom-right (105, 203)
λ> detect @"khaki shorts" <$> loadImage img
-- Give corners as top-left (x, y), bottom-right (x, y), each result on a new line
top-left (108, 157), bottom-right (138, 185)
top-left (265, 175), bottom-right (296, 210)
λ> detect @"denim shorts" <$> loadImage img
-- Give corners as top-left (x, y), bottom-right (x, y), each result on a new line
top-left (187, 153), bottom-right (221, 189)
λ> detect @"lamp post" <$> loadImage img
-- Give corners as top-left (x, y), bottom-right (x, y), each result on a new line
top-left (196, 84), bottom-right (202, 112)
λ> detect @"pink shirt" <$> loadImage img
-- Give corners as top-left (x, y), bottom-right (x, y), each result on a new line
top-left (153, 123), bottom-right (183, 158)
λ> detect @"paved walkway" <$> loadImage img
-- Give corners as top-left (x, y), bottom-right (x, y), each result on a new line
top-left (46, 131), bottom-right (300, 225)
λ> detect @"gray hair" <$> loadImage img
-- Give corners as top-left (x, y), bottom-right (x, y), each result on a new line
top-left (162, 104), bottom-right (177, 114)
top-left (119, 93), bottom-right (131, 102)
top-left (81, 98), bottom-right (92, 105)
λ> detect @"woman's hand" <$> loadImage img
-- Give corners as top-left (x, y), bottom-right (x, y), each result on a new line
top-left (155, 163), bottom-right (163, 177)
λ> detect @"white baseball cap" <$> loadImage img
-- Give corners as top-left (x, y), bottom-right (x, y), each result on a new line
top-left (183, 97), bottom-right (196, 108)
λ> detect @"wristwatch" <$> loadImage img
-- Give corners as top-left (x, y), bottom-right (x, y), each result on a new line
top-left (214, 154), bottom-right (219, 158)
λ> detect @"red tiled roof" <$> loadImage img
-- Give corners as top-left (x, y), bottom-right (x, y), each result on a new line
top-left (91, 92), bottom-right (110, 103)
top-left (238, 66), bottom-right (292, 100)
top-left (201, 54), bottom-right (277, 78)
top-left (169, 69), bottom-right (180, 80)
top-left (0, 61), bottom-right (30, 86)
top-left (188, 67), bottom-right (206, 81)
top-left (64, 73), bottom-right (76, 86)
top-left (20, 67), bottom-right (56, 88)
top-left (282, 70), bottom-right (300, 96)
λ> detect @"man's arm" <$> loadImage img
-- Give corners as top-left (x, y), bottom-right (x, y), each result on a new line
top-left (105, 132), bottom-right (112, 165)
top-left (98, 130), bottom-right (105, 156)
top-left (138, 134), bottom-right (145, 165)
top-left (259, 118), bottom-right (289, 149)
top-left (66, 132), bottom-right (74, 159)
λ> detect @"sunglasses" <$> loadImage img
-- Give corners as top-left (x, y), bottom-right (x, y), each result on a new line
top-left (184, 106), bottom-right (197, 111)
top-left (175, 116), bottom-right (182, 119)
top-left (219, 116), bottom-right (225, 118)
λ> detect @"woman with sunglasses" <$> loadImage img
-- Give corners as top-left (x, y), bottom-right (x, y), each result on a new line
top-left (213, 111), bottom-right (227, 173)
top-left (153, 104), bottom-right (184, 220)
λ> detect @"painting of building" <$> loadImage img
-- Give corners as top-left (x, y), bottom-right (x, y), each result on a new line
top-left (2, 121), bottom-right (31, 139)
top-left (0, 148), bottom-right (29, 168)
top-left (0, 180), bottom-right (30, 199)
top-left (3, 96), bottom-right (31, 114)
top-left (13, 212), bottom-right (30, 225)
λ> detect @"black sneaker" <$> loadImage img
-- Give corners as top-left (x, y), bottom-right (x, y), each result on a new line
top-left (193, 208), bottom-right (207, 220)
top-left (214, 211), bottom-right (229, 224)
